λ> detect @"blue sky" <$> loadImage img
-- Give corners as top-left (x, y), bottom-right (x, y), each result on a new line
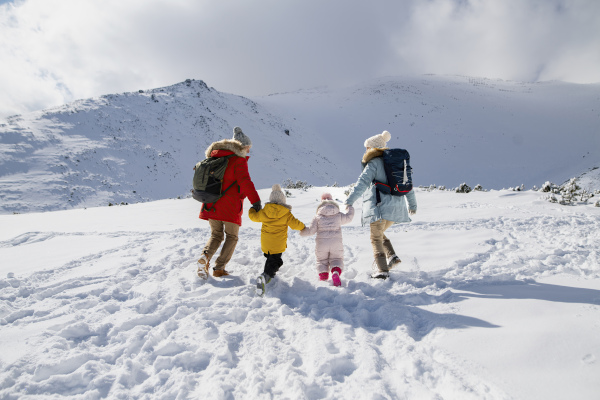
top-left (1, 0), bottom-right (599, 118)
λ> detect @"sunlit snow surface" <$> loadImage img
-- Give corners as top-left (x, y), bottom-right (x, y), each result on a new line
top-left (1, 187), bottom-right (599, 399)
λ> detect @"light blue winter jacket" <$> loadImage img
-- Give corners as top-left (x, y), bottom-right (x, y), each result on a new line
top-left (344, 148), bottom-right (417, 227)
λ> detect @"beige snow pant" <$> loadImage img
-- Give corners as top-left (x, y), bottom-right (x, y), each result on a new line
top-left (370, 219), bottom-right (396, 272)
top-left (203, 219), bottom-right (240, 270)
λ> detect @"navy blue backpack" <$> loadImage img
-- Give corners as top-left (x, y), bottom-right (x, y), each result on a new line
top-left (372, 149), bottom-right (413, 202)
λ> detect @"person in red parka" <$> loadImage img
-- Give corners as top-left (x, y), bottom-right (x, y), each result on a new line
top-left (197, 127), bottom-right (261, 278)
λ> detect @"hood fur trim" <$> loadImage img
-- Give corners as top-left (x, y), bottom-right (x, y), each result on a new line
top-left (205, 139), bottom-right (248, 158)
top-left (362, 148), bottom-right (386, 164)
top-left (265, 201), bottom-right (292, 210)
top-left (316, 199), bottom-right (340, 213)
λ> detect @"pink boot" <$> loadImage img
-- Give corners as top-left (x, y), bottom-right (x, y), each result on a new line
top-left (319, 272), bottom-right (329, 281)
top-left (331, 267), bottom-right (341, 287)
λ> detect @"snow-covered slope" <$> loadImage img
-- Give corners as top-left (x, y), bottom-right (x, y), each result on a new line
top-left (1, 75), bottom-right (599, 214)
top-left (577, 166), bottom-right (600, 192)
top-left (0, 79), bottom-right (335, 214)
top-left (0, 188), bottom-right (599, 399)
top-left (257, 75), bottom-right (600, 191)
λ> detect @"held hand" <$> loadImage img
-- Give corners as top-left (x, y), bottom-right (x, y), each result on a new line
top-left (409, 209), bottom-right (416, 215)
top-left (251, 201), bottom-right (262, 212)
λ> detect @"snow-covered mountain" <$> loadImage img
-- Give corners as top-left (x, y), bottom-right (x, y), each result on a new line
top-left (1, 75), bottom-right (599, 214)
top-left (257, 75), bottom-right (600, 192)
top-left (0, 79), bottom-right (336, 214)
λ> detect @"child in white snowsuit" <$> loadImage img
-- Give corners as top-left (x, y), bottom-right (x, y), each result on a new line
top-left (300, 193), bottom-right (354, 286)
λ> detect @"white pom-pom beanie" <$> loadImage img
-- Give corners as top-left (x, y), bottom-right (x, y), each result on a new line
top-left (364, 130), bottom-right (391, 148)
top-left (269, 184), bottom-right (287, 205)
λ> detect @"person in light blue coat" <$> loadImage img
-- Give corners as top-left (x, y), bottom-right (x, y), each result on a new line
top-left (344, 130), bottom-right (417, 279)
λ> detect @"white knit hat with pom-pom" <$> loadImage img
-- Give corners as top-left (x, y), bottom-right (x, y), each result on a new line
top-left (364, 130), bottom-right (391, 148)
top-left (269, 184), bottom-right (287, 205)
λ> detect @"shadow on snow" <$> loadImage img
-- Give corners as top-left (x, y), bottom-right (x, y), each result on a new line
top-left (266, 276), bottom-right (499, 342)
top-left (258, 273), bottom-right (600, 341)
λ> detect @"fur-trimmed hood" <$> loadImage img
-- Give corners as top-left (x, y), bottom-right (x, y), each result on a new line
top-left (361, 148), bottom-right (386, 165)
top-left (205, 139), bottom-right (248, 158)
top-left (316, 200), bottom-right (340, 216)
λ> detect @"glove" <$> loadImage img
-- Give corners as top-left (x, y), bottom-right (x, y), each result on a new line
top-left (251, 201), bottom-right (262, 212)
top-left (409, 209), bottom-right (416, 215)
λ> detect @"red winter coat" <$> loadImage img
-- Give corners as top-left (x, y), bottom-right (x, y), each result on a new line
top-left (199, 139), bottom-right (260, 226)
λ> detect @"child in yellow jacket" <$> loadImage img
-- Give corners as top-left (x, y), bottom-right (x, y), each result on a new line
top-left (248, 184), bottom-right (305, 295)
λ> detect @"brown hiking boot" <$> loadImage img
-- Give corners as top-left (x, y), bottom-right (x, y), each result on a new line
top-left (213, 269), bottom-right (230, 277)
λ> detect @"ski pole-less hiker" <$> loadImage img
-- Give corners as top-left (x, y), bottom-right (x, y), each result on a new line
top-left (249, 184), bottom-right (305, 295)
top-left (300, 192), bottom-right (354, 286)
top-left (344, 130), bottom-right (417, 279)
top-left (197, 127), bottom-right (262, 278)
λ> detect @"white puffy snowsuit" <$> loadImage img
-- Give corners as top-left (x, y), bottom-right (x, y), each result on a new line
top-left (300, 200), bottom-right (354, 274)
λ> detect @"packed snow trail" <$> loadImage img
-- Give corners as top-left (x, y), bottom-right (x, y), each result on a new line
top-left (0, 228), bottom-right (507, 399)
top-left (1, 188), bottom-right (599, 399)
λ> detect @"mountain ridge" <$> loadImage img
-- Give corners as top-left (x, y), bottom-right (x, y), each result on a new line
top-left (0, 79), bottom-right (337, 213)
top-left (1, 75), bottom-right (598, 214)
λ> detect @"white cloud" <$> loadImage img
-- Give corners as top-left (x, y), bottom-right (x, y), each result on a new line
top-left (391, 0), bottom-right (600, 82)
top-left (1, 0), bottom-right (599, 118)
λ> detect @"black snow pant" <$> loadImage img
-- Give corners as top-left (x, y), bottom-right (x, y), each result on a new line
top-left (263, 253), bottom-right (283, 278)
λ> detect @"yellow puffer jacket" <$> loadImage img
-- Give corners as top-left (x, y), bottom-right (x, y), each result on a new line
top-left (249, 203), bottom-right (305, 254)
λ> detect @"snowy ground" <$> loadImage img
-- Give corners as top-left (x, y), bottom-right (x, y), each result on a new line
top-left (1, 187), bottom-right (599, 399)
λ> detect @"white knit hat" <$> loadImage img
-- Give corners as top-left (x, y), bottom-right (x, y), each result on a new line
top-left (233, 126), bottom-right (252, 147)
top-left (364, 130), bottom-right (391, 148)
top-left (269, 184), bottom-right (287, 205)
